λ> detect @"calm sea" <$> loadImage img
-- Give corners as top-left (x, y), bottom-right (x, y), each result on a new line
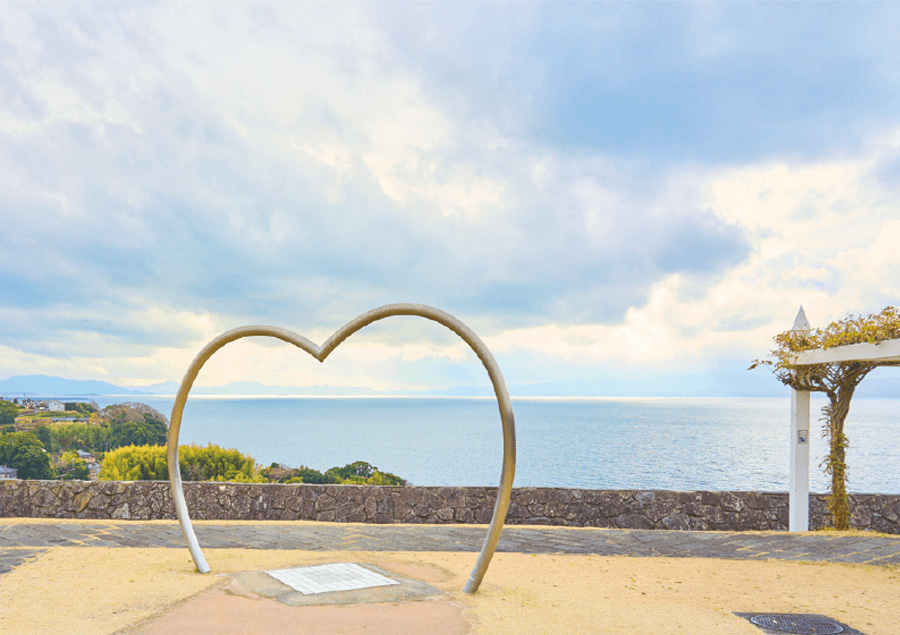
top-left (91, 395), bottom-right (900, 494)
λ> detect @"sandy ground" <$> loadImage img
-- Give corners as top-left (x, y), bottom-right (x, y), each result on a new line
top-left (1, 543), bottom-right (899, 635)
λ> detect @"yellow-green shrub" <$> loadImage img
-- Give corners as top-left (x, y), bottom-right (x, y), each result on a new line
top-left (98, 444), bottom-right (264, 482)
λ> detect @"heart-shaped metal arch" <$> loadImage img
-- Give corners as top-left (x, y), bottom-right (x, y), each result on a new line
top-left (167, 303), bottom-right (516, 593)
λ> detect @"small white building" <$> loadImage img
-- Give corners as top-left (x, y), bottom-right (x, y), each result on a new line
top-left (0, 466), bottom-right (18, 480)
top-left (46, 400), bottom-right (64, 412)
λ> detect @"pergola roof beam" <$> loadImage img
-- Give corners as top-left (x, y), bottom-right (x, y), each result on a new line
top-left (793, 337), bottom-right (900, 366)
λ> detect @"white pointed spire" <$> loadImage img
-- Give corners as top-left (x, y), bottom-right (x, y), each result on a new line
top-left (791, 306), bottom-right (811, 332)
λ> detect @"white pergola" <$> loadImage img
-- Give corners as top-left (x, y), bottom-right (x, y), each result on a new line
top-left (788, 307), bottom-right (900, 531)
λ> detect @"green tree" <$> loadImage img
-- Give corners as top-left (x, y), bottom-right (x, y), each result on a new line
top-left (99, 445), bottom-right (169, 480)
top-left (103, 403), bottom-right (168, 449)
top-left (64, 402), bottom-right (97, 415)
top-left (13, 446), bottom-right (54, 480)
top-left (368, 470), bottom-right (405, 486)
top-left (56, 422), bottom-right (108, 453)
top-left (180, 444), bottom-right (260, 482)
top-left (0, 400), bottom-right (18, 427)
top-left (752, 305), bottom-right (900, 529)
top-left (293, 467), bottom-right (336, 484)
top-left (323, 461), bottom-right (406, 485)
top-left (99, 444), bottom-right (263, 482)
top-left (56, 450), bottom-right (90, 480)
top-left (108, 420), bottom-right (163, 448)
top-left (326, 460), bottom-right (376, 481)
top-left (35, 425), bottom-right (60, 454)
top-left (0, 432), bottom-right (53, 479)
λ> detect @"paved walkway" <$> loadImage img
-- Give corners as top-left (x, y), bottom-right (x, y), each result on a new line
top-left (2, 521), bottom-right (900, 578)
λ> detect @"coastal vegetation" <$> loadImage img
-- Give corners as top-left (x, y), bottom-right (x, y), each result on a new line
top-left (55, 450), bottom-right (91, 480)
top-left (0, 431), bottom-right (54, 479)
top-left (0, 399), bottom-right (17, 427)
top-left (64, 401), bottom-right (98, 416)
top-left (0, 400), bottom-right (169, 480)
top-left (24, 402), bottom-right (168, 455)
top-left (100, 444), bottom-right (262, 482)
top-left (753, 305), bottom-right (900, 529)
top-left (0, 398), bottom-right (406, 485)
top-left (260, 460), bottom-right (405, 486)
top-left (100, 445), bottom-right (406, 485)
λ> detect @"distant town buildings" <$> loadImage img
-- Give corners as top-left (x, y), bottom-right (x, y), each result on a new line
top-left (2, 397), bottom-right (81, 412)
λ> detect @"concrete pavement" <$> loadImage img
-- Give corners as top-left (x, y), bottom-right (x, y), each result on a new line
top-left (3, 520), bottom-right (900, 580)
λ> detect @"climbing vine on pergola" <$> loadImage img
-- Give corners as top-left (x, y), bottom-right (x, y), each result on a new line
top-left (752, 306), bottom-right (900, 530)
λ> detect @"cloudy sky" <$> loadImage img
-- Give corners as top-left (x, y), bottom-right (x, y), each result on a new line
top-left (2, 2), bottom-right (900, 396)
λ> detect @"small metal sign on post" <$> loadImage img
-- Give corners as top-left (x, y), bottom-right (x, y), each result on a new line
top-left (167, 304), bottom-right (516, 594)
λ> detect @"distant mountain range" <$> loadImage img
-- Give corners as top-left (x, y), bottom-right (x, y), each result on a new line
top-left (0, 374), bottom-right (150, 397)
top-left (1, 372), bottom-right (895, 399)
top-left (0, 374), bottom-right (626, 398)
top-left (0, 374), bottom-right (378, 398)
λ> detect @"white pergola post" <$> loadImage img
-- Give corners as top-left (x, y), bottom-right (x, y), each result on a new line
top-left (789, 388), bottom-right (810, 531)
top-left (789, 307), bottom-right (811, 532)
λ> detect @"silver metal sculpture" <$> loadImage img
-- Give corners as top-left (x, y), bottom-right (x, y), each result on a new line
top-left (167, 303), bottom-right (516, 593)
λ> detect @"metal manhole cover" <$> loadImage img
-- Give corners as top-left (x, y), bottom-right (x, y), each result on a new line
top-left (749, 614), bottom-right (843, 634)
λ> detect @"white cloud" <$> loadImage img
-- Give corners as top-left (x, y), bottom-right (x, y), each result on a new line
top-left (1, 4), bottom-right (899, 394)
top-left (485, 134), bottom-right (900, 374)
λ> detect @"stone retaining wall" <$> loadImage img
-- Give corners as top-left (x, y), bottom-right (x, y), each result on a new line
top-left (1, 481), bottom-right (898, 533)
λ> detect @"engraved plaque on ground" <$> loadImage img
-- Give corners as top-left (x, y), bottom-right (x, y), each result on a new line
top-left (266, 563), bottom-right (399, 595)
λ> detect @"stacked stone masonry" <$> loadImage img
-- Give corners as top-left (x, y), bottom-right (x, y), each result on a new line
top-left (1, 481), bottom-right (897, 534)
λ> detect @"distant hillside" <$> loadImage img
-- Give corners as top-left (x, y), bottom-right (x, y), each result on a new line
top-left (0, 375), bottom-right (379, 397)
top-left (0, 374), bottom-right (148, 397)
top-left (2, 371), bottom-right (894, 400)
